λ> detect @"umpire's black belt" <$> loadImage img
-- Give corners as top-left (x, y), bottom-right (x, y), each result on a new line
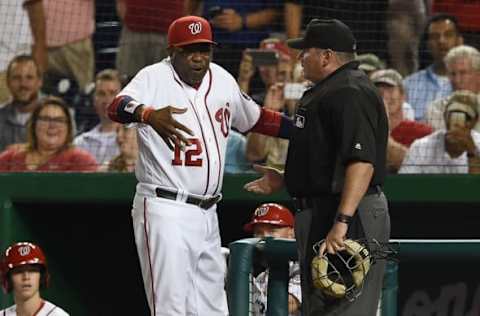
top-left (155, 188), bottom-right (222, 210)
top-left (292, 185), bottom-right (382, 211)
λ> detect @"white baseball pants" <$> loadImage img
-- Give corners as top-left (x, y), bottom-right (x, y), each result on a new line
top-left (132, 193), bottom-right (228, 316)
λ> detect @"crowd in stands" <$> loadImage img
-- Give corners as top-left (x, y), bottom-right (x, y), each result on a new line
top-left (1, 1), bottom-right (480, 174)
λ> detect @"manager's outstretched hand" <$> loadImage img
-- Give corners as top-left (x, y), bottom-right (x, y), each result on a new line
top-left (244, 164), bottom-right (285, 194)
top-left (146, 106), bottom-right (194, 150)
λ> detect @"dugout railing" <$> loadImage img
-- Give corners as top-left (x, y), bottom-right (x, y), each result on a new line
top-left (2, 173), bottom-right (480, 314)
top-left (227, 237), bottom-right (399, 316)
top-left (228, 238), bottom-right (480, 316)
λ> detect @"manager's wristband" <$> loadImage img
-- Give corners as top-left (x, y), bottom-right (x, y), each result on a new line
top-left (335, 213), bottom-right (353, 224)
top-left (141, 107), bottom-right (155, 124)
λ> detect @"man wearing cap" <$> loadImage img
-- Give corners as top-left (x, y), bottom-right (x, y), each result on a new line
top-left (245, 19), bottom-right (390, 315)
top-left (356, 53), bottom-right (385, 77)
top-left (238, 37), bottom-right (293, 100)
top-left (107, 15), bottom-right (293, 316)
top-left (370, 69), bottom-right (433, 172)
top-left (399, 90), bottom-right (480, 174)
top-left (244, 203), bottom-right (301, 316)
top-left (369, 66), bottom-right (415, 121)
top-left (425, 45), bottom-right (480, 132)
top-left (239, 38), bottom-right (297, 169)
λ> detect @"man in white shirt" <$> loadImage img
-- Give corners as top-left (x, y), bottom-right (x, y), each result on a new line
top-left (74, 69), bottom-right (122, 165)
top-left (399, 90), bottom-right (480, 174)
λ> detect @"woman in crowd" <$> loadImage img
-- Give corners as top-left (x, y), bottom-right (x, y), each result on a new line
top-left (0, 96), bottom-right (97, 172)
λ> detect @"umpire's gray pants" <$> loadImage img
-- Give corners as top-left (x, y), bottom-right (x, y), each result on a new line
top-left (294, 192), bottom-right (390, 316)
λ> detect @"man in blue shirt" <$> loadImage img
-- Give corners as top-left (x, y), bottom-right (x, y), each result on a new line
top-left (403, 13), bottom-right (463, 121)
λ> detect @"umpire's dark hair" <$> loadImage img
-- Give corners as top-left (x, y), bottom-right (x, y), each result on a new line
top-left (6, 54), bottom-right (42, 79)
top-left (426, 13), bottom-right (461, 35)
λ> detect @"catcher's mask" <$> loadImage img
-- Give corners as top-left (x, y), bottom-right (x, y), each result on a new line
top-left (311, 239), bottom-right (371, 301)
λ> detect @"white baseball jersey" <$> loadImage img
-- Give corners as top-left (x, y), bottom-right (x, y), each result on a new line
top-left (122, 58), bottom-right (262, 316)
top-left (253, 262), bottom-right (302, 316)
top-left (119, 58), bottom-right (261, 197)
top-left (0, 300), bottom-right (69, 316)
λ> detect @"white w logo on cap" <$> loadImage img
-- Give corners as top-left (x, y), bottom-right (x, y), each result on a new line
top-left (188, 22), bottom-right (202, 35)
top-left (19, 246), bottom-right (31, 256)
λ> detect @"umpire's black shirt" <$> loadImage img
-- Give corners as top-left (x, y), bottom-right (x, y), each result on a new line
top-left (285, 61), bottom-right (388, 198)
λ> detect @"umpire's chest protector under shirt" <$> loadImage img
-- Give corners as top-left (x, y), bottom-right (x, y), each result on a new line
top-left (284, 61), bottom-right (388, 198)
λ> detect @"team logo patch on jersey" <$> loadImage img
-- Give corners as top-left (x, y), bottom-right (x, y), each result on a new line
top-left (215, 105), bottom-right (231, 137)
top-left (18, 246), bottom-right (31, 257)
top-left (188, 22), bottom-right (202, 35)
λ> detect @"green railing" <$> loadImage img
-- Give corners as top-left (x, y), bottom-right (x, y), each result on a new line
top-left (227, 239), bottom-right (480, 316)
top-left (2, 173), bottom-right (480, 314)
top-left (227, 238), bottom-right (399, 316)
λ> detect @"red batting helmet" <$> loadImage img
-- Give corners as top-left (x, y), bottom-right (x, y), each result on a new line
top-left (168, 15), bottom-right (217, 47)
top-left (244, 203), bottom-right (294, 233)
top-left (1, 242), bottom-right (49, 293)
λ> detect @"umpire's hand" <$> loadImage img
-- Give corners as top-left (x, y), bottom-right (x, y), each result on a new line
top-left (145, 106), bottom-right (194, 150)
top-left (244, 164), bottom-right (285, 194)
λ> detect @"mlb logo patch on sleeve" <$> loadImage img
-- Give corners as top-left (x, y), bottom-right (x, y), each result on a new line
top-left (295, 114), bottom-right (305, 128)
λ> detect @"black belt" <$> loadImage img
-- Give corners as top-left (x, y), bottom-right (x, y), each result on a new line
top-left (155, 188), bottom-right (222, 210)
top-left (292, 185), bottom-right (382, 211)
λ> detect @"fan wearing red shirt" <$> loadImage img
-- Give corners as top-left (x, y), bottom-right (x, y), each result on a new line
top-left (0, 96), bottom-right (97, 172)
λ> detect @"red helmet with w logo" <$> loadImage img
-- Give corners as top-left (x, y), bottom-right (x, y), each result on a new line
top-left (1, 242), bottom-right (49, 293)
top-left (244, 203), bottom-right (294, 233)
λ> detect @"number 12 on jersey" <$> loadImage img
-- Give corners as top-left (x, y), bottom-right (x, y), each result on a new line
top-left (171, 138), bottom-right (203, 167)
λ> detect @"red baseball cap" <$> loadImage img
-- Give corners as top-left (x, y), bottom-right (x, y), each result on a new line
top-left (244, 203), bottom-right (294, 233)
top-left (260, 38), bottom-right (291, 61)
top-left (168, 15), bottom-right (216, 47)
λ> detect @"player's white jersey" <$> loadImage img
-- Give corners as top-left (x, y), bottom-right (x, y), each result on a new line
top-left (253, 261), bottom-right (302, 316)
top-left (119, 58), bottom-right (261, 197)
top-left (0, 300), bottom-right (69, 316)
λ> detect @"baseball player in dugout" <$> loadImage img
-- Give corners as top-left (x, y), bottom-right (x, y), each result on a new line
top-left (245, 19), bottom-right (390, 315)
top-left (245, 203), bottom-right (302, 316)
top-left (107, 15), bottom-right (292, 316)
top-left (0, 242), bottom-right (69, 316)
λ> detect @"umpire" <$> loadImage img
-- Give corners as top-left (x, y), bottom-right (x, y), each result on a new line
top-left (287, 19), bottom-right (390, 315)
top-left (246, 18), bottom-right (390, 316)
